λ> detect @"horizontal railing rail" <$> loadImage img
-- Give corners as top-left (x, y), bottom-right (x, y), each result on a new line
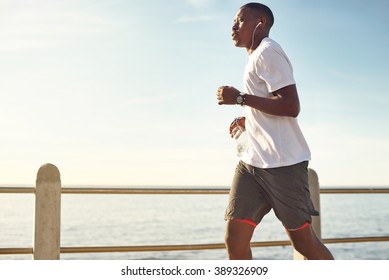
top-left (1, 187), bottom-right (389, 195)
top-left (1, 236), bottom-right (389, 256)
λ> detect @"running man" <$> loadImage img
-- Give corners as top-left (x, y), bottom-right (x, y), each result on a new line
top-left (216, 2), bottom-right (334, 260)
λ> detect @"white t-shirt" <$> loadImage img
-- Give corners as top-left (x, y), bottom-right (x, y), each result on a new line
top-left (241, 37), bottom-right (311, 168)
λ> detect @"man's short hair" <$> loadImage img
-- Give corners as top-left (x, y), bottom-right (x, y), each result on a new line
top-left (241, 2), bottom-right (274, 28)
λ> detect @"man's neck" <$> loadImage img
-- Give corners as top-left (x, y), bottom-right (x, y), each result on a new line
top-left (247, 35), bottom-right (267, 55)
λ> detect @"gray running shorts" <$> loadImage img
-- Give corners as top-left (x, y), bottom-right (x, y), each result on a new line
top-left (224, 160), bottom-right (318, 230)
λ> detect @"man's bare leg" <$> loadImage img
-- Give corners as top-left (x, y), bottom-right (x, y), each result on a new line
top-left (287, 224), bottom-right (334, 260)
top-left (225, 219), bottom-right (255, 260)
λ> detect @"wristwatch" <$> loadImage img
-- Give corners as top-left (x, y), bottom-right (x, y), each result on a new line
top-left (236, 92), bottom-right (247, 106)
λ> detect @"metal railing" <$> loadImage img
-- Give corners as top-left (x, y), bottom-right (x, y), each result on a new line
top-left (2, 186), bottom-right (389, 195)
top-left (0, 163), bottom-right (388, 259)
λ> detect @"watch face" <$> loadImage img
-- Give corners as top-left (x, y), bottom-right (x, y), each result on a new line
top-left (237, 96), bottom-right (243, 104)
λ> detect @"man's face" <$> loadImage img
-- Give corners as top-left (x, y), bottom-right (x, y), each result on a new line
top-left (231, 8), bottom-right (258, 48)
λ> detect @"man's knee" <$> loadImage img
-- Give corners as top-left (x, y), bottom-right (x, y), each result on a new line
top-left (225, 219), bottom-right (255, 259)
top-left (225, 233), bottom-right (251, 259)
top-left (287, 223), bottom-right (333, 260)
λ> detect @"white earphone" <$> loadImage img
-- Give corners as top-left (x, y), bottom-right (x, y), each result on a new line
top-left (255, 21), bottom-right (262, 28)
top-left (250, 21), bottom-right (262, 49)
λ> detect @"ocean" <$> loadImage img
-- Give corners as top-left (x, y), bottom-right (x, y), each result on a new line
top-left (0, 186), bottom-right (388, 260)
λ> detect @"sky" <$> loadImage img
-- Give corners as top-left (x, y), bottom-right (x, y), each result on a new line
top-left (0, 0), bottom-right (388, 187)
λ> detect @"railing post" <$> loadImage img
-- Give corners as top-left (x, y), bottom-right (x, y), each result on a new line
top-left (33, 163), bottom-right (61, 260)
top-left (293, 168), bottom-right (322, 260)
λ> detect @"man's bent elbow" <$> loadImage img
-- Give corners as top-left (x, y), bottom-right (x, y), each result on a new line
top-left (290, 107), bottom-right (300, 118)
top-left (285, 104), bottom-right (300, 118)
